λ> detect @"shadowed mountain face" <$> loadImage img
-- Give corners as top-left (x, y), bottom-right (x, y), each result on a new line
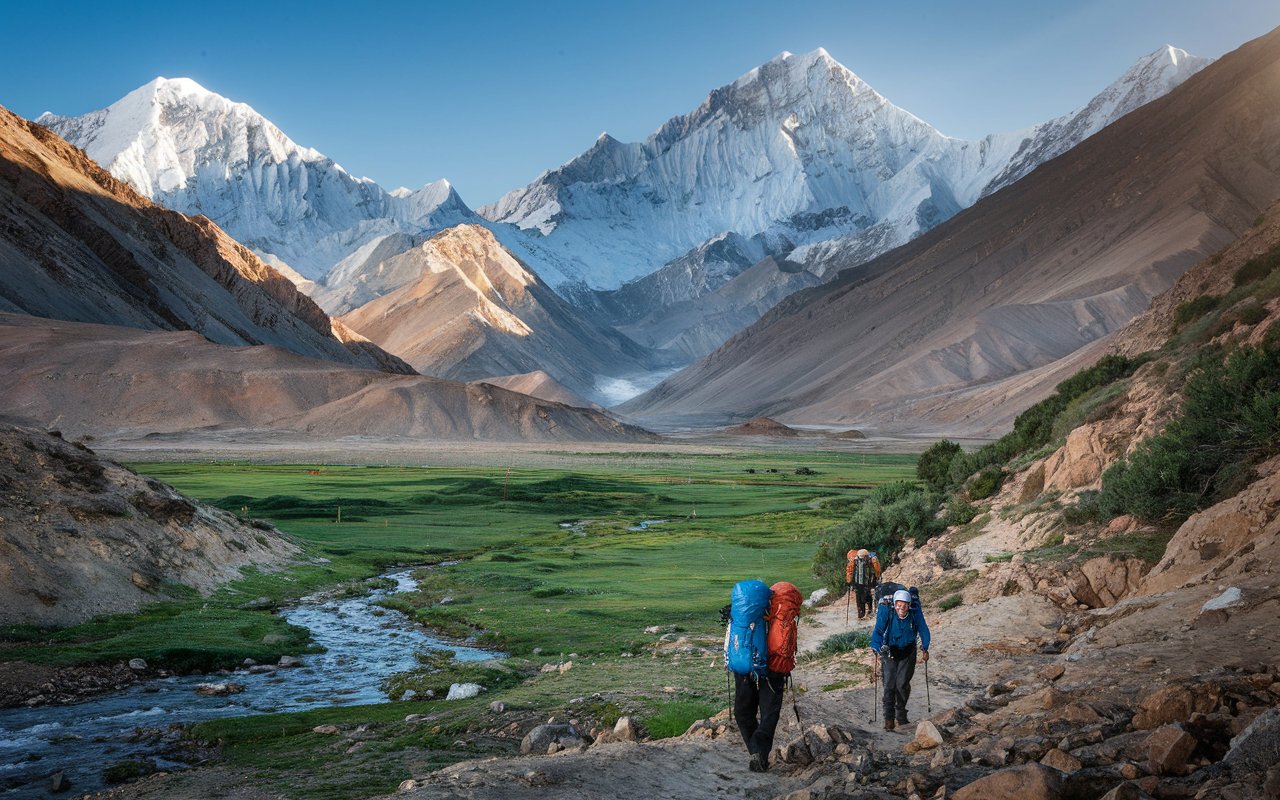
top-left (338, 225), bottom-right (674, 405)
top-left (0, 104), bottom-right (412, 374)
top-left (621, 28), bottom-right (1280, 434)
top-left (0, 314), bottom-right (654, 443)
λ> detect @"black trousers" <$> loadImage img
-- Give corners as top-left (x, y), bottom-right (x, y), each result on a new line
top-left (733, 670), bottom-right (787, 757)
top-left (853, 584), bottom-right (874, 618)
top-left (881, 645), bottom-right (917, 723)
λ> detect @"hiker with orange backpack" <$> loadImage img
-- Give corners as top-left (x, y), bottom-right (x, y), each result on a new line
top-left (845, 549), bottom-right (881, 620)
top-left (869, 585), bottom-right (930, 731)
top-left (724, 580), bottom-right (802, 772)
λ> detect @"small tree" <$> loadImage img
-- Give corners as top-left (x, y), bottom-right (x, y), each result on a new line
top-left (917, 439), bottom-right (962, 493)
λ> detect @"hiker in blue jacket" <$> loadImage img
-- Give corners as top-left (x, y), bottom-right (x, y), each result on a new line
top-left (869, 589), bottom-right (931, 731)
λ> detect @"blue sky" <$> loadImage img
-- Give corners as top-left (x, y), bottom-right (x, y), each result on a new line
top-left (3, 0), bottom-right (1278, 205)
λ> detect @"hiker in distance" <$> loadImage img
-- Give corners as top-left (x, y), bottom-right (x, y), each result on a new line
top-left (845, 548), bottom-right (880, 620)
top-left (724, 580), bottom-right (802, 772)
top-left (869, 587), bottom-right (931, 731)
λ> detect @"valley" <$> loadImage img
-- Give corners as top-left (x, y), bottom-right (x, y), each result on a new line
top-left (1, 11), bottom-right (1279, 800)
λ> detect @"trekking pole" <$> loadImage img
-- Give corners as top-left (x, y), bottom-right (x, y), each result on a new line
top-left (870, 654), bottom-right (877, 724)
top-left (845, 585), bottom-right (851, 626)
top-left (925, 656), bottom-right (932, 714)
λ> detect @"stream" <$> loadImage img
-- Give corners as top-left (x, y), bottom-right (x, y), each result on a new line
top-left (0, 569), bottom-right (501, 799)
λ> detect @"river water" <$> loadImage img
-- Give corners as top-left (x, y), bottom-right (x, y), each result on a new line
top-left (0, 570), bottom-right (500, 798)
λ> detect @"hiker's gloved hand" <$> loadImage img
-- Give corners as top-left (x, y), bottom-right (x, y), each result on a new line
top-left (921, 649), bottom-right (929, 663)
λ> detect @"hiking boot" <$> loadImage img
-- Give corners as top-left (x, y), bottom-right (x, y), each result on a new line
top-left (898, 714), bottom-right (910, 726)
top-left (749, 752), bottom-right (768, 772)
top-left (883, 718), bottom-right (895, 732)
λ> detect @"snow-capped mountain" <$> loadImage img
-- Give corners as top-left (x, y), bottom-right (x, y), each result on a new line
top-left (38, 77), bottom-right (475, 279)
top-left (481, 46), bottom-right (1210, 292)
top-left (981, 45), bottom-right (1212, 195)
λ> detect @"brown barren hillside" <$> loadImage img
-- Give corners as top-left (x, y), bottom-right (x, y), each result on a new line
top-left (340, 224), bottom-right (666, 404)
top-left (0, 104), bottom-right (410, 374)
top-left (0, 314), bottom-right (656, 444)
top-left (0, 423), bottom-right (298, 627)
top-left (621, 27), bottom-right (1280, 435)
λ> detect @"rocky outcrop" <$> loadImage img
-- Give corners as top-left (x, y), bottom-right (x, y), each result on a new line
top-left (0, 424), bottom-right (298, 626)
top-left (1142, 457), bottom-right (1280, 594)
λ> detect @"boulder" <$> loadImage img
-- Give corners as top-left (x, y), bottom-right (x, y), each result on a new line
top-left (1146, 725), bottom-right (1197, 775)
top-left (397, 779), bottom-right (418, 792)
top-left (446, 683), bottom-right (483, 701)
top-left (558, 661), bottom-right (573, 674)
top-left (489, 700), bottom-right (505, 713)
top-left (49, 772), bottom-right (71, 793)
top-left (915, 721), bottom-right (944, 749)
top-left (1224, 708), bottom-right (1280, 777)
top-left (1132, 685), bottom-right (1215, 730)
top-left (127, 658), bottom-right (147, 671)
top-left (277, 655), bottom-right (301, 668)
top-left (520, 724), bottom-right (580, 755)
top-left (804, 588), bottom-right (829, 607)
top-left (952, 763), bottom-right (1065, 800)
top-left (194, 682), bottom-right (245, 696)
top-left (1040, 748), bottom-right (1082, 773)
top-left (613, 716), bottom-right (639, 741)
top-left (1037, 665), bottom-right (1065, 683)
top-left (312, 724), bottom-right (340, 734)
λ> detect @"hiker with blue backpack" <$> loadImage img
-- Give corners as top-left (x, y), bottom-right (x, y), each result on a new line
top-left (869, 584), bottom-right (931, 731)
top-left (724, 579), bottom-right (802, 772)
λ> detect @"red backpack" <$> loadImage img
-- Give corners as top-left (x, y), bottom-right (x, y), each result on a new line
top-left (766, 581), bottom-right (802, 674)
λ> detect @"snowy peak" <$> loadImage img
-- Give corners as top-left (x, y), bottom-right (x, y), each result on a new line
top-left (41, 77), bottom-right (476, 279)
top-left (38, 76), bottom-right (320, 197)
top-left (981, 45), bottom-right (1213, 195)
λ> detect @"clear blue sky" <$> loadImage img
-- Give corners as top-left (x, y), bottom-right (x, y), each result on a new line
top-left (3, 0), bottom-right (1277, 206)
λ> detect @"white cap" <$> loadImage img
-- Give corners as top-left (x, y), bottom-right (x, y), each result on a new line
top-left (893, 590), bottom-right (911, 604)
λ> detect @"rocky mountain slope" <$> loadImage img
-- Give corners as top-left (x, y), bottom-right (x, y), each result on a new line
top-left (621, 28), bottom-right (1280, 432)
top-left (0, 423), bottom-right (299, 627)
top-left (0, 103), bottom-right (412, 374)
top-left (337, 225), bottom-right (672, 404)
top-left (0, 313), bottom-right (654, 443)
top-left (37, 78), bottom-right (475, 280)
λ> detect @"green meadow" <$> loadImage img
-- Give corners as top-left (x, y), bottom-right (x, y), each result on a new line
top-left (4, 450), bottom-right (916, 798)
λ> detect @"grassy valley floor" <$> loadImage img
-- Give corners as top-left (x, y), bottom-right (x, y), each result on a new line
top-left (2, 450), bottom-right (915, 798)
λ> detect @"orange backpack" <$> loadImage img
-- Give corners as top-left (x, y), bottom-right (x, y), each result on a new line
top-left (765, 581), bottom-right (802, 674)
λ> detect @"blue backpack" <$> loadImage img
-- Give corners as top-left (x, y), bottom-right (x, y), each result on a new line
top-left (724, 579), bottom-right (771, 676)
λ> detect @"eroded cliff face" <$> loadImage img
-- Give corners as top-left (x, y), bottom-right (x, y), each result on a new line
top-left (0, 424), bottom-right (299, 626)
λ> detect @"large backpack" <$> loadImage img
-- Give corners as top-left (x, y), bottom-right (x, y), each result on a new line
top-left (852, 556), bottom-right (875, 586)
top-left (724, 580), bottom-right (771, 676)
top-left (765, 581), bottom-right (802, 675)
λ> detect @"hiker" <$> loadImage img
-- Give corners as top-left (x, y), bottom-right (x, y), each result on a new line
top-left (845, 548), bottom-right (880, 619)
top-left (725, 580), bottom-right (801, 772)
top-left (869, 588), bottom-right (930, 731)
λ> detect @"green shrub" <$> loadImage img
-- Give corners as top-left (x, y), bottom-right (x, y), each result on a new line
top-left (939, 594), bottom-right (963, 611)
top-left (1233, 244), bottom-right (1280, 287)
top-left (968, 467), bottom-right (1004, 501)
top-left (917, 440), bottom-right (963, 492)
top-left (1174, 295), bottom-right (1223, 328)
top-left (935, 548), bottom-right (961, 570)
top-left (984, 551), bottom-right (1014, 563)
top-left (1062, 490), bottom-right (1102, 525)
top-left (1098, 342), bottom-right (1280, 522)
top-left (943, 500), bottom-right (979, 527)
top-left (812, 631), bottom-right (871, 657)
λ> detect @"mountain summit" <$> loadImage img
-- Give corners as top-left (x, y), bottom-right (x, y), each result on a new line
top-left (38, 77), bottom-right (475, 279)
top-left (480, 46), bottom-right (1210, 292)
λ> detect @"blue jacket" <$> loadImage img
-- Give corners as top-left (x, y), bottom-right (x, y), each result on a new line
top-left (869, 602), bottom-right (930, 652)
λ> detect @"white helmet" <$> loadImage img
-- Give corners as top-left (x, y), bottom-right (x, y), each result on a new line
top-left (893, 590), bottom-right (911, 605)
